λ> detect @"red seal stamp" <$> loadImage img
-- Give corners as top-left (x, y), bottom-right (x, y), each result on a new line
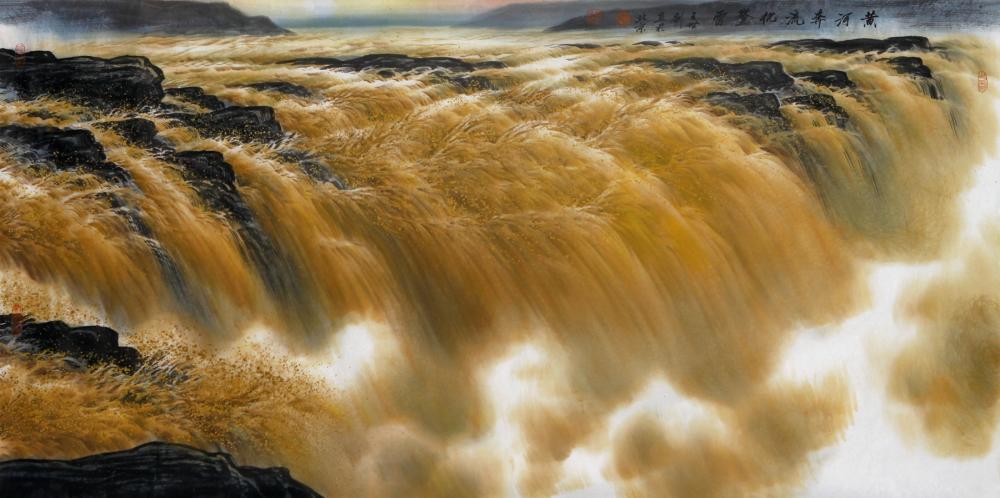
top-left (616, 10), bottom-right (632, 27)
top-left (585, 9), bottom-right (604, 26)
top-left (978, 70), bottom-right (988, 93)
top-left (14, 43), bottom-right (26, 68)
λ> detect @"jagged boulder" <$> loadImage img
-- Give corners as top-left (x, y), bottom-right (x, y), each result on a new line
top-left (884, 56), bottom-right (934, 79)
top-left (0, 49), bottom-right (164, 109)
top-left (165, 86), bottom-right (228, 111)
top-left (649, 58), bottom-right (794, 91)
top-left (202, 106), bottom-right (284, 142)
top-left (245, 81), bottom-right (313, 98)
top-left (96, 117), bottom-right (173, 151)
top-left (768, 36), bottom-right (931, 53)
top-left (171, 150), bottom-right (253, 220)
top-left (0, 125), bottom-right (132, 183)
top-left (783, 94), bottom-right (850, 128)
top-left (167, 106), bottom-right (284, 143)
top-left (882, 57), bottom-right (941, 99)
top-left (0, 315), bottom-right (142, 373)
top-left (706, 92), bottom-right (785, 121)
top-left (792, 70), bottom-right (855, 89)
top-left (0, 441), bottom-right (321, 498)
top-left (173, 150), bottom-right (237, 185)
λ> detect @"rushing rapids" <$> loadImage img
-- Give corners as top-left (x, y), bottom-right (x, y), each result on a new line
top-left (0, 30), bottom-right (997, 497)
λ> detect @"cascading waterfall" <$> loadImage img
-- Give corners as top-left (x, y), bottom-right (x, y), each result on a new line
top-left (0, 31), bottom-right (997, 498)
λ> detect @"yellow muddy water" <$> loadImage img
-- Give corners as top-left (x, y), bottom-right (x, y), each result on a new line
top-left (0, 30), bottom-right (996, 498)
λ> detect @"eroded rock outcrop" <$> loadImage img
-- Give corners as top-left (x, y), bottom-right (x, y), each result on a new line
top-left (245, 81), bottom-right (313, 98)
top-left (642, 58), bottom-right (794, 91)
top-left (96, 117), bottom-right (173, 152)
top-left (167, 106), bottom-right (285, 143)
top-left (0, 125), bottom-right (132, 183)
top-left (883, 56), bottom-right (942, 99)
top-left (706, 92), bottom-right (785, 122)
top-left (0, 49), bottom-right (164, 109)
top-left (165, 86), bottom-right (228, 111)
top-left (884, 56), bottom-right (934, 79)
top-left (0, 314), bottom-right (142, 372)
top-left (768, 36), bottom-right (931, 54)
top-left (792, 70), bottom-right (855, 89)
top-left (784, 94), bottom-right (851, 128)
top-left (0, 442), bottom-right (321, 498)
top-left (558, 43), bottom-right (602, 49)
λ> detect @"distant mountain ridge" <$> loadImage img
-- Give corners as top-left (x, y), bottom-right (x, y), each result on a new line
top-left (548, 0), bottom-right (1000, 32)
top-left (460, 0), bottom-right (668, 28)
top-left (464, 0), bottom-right (1000, 31)
top-left (0, 0), bottom-right (290, 35)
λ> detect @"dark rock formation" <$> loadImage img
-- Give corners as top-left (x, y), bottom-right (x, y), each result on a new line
top-left (96, 117), bottom-right (173, 152)
top-left (199, 106), bottom-right (284, 143)
top-left (96, 118), bottom-right (158, 147)
top-left (450, 74), bottom-right (495, 91)
top-left (0, 124), bottom-right (192, 305)
top-left (245, 81), bottom-right (313, 98)
top-left (632, 41), bottom-right (686, 47)
top-left (165, 87), bottom-right (228, 111)
top-left (768, 36), bottom-right (931, 54)
top-left (170, 150), bottom-right (297, 298)
top-left (706, 92), bottom-right (785, 121)
top-left (0, 441), bottom-right (321, 498)
top-left (884, 56), bottom-right (934, 79)
top-left (171, 150), bottom-right (254, 222)
top-left (0, 314), bottom-right (142, 373)
top-left (0, 125), bottom-right (132, 183)
top-left (0, 49), bottom-right (164, 109)
top-left (167, 106), bottom-right (285, 143)
top-left (0, 0), bottom-right (290, 36)
top-left (472, 60), bottom-right (507, 70)
top-left (648, 58), bottom-right (794, 91)
top-left (558, 43), bottom-right (602, 49)
top-left (172, 151), bottom-right (236, 187)
top-left (783, 94), bottom-right (851, 128)
top-left (882, 57), bottom-right (941, 99)
top-left (282, 53), bottom-right (506, 73)
top-left (0, 121), bottom-right (196, 309)
top-left (792, 70), bottom-right (855, 89)
top-left (277, 150), bottom-right (347, 189)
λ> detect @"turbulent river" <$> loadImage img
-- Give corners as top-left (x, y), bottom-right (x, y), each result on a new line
top-left (0, 28), bottom-right (998, 498)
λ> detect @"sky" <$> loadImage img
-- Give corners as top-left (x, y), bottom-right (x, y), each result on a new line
top-left (226, 0), bottom-right (551, 17)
